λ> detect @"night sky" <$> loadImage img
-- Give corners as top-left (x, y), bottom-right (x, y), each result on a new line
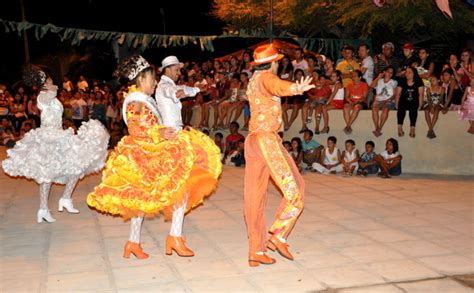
top-left (0, 0), bottom-right (235, 83)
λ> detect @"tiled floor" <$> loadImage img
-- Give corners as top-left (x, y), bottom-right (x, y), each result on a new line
top-left (1, 162), bottom-right (473, 292)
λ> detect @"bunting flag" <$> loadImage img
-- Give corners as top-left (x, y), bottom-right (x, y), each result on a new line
top-left (0, 18), bottom-right (370, 58)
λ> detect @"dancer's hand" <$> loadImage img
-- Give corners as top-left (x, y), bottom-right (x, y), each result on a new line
top-left (159, 127), bottom-right (177, 140)
top-left (293, 76), bottom-right (315, 94)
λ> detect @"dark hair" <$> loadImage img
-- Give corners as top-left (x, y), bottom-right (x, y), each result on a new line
top-left (295, 48), bottom-right (304, 54)
top-left (386, 138), bottom-right (399, 153)
top-left (230, 121), bottom-right (240, 129)
top-left (332, 70), bottom-right (343, 83)
top-left (238, 138), bottom-right (245, 143)
top-left (441, 68), bottom-right (454, 76)
top-left (328, 136), bottom-right (337, 144)
top-left (291, 137), bottom-right (303, 154)
top-left (278, 55), bottom-right (294, 76)
top-left (231, 73), bottom-right (240, 81)
top-left (283, 140), bottom-right (291, 149)
top-left (343, 45), bottom-right (355, 52)
top-left (383, 66), bottom-right (394, 73)
top-left (240, 71), bottom-right (249, 78)
top-left (365, 140), bottom-right (375, 148)
top-left (353, 70), bottom-right (366, 83)
top-left (215, 132), bottom-right (223, 139)
top-left (345, 139), bottom-right (355, 146)
top-left (304, 129), bottom-right (313, 137)
top-left (294, 69), bottom-right (305, 78)
top-left (358, 43), bottom-right (369, 51)
top-left (202, 129), bottom-right (210, 135)
top-left (405, 66), bottom-right (422, 84)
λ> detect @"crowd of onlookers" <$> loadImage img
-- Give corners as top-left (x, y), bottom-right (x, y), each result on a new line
top-left (1, 42), bottom-right (473, 178)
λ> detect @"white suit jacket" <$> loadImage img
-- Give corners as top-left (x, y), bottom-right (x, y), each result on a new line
top-left (155, 75), bottom-right (200, 129)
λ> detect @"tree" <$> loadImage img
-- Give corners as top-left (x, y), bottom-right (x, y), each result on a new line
top-left (212, 0), bottom-right (474, 40)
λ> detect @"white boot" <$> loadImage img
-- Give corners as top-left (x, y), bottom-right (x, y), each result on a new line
top-left (37, 209), bottom-right (56, 223)
top-left (58, 198), bottom-right (79, 214)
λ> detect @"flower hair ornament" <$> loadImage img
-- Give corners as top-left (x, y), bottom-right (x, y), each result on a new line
top-left (114, 55), bottom-right (151, 81)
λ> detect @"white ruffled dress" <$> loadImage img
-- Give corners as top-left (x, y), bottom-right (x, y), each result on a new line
top-left (2, 85), bottom-right (110, 184)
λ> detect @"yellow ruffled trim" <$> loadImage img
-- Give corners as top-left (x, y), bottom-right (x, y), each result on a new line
top-left (87, 127), bottom-right (222, 220)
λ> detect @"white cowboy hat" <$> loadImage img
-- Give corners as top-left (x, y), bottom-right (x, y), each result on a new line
top-left (159, 56), bottom-right (184, 72)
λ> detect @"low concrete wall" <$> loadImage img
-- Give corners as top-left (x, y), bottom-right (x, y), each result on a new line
top-left (190, 108), bottom-right (473, 175)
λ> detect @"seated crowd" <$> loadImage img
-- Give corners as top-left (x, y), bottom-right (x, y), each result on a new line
top-left (0, 43), bottom-right (472, 177)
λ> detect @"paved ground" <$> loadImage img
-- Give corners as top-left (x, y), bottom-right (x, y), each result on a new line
top-left (1, 155), bottom-right (473, 292)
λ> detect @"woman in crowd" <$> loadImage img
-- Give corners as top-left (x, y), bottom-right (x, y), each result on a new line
top-left (371, 66), bottom-right (397, 137)
top-left (290, 137), bottom-right (304, 172)
top-left (27, 93), bottom-right (41, 128)
top-left (321, 70), bottom-right (344, 134)
top-left (459, 49), bottom-right (473, 88)
top-left (9, 93), bottom-right (27, 133)
top-left (396, 66), bottom-right (424, 138)
top-left (343, 70), bottom-right (369, 134)
top-left (2, 65), bottom-right (109, 223)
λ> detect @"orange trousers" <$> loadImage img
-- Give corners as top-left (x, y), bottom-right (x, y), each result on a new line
top-left (244, 132), bottom-right (305, 254)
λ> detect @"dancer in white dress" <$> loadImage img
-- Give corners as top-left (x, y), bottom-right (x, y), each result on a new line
top-left (2, 65), bottom-right (109, 223)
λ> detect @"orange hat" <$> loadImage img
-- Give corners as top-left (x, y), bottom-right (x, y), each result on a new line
top-left (251, 44), bottom-right (284, 65)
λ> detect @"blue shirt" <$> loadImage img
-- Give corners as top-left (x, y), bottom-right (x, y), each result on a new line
top-left (302, 139), bottom-right (320, 152)
top-left (360, 151), bottom-right (376, 162)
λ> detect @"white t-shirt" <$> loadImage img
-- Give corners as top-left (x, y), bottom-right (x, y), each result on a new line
top-left (292, 59), bottom-right (309, 75)
top-left (361, 56), bottom-right (374, 85)
top-left (381, 150), bottom-right (400, 163)
top-left (375, 79), bottom-right (398, 102)
top-left (71, 98), bottom-right (87, 120)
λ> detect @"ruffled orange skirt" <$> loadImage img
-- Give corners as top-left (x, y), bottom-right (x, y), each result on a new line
top-left (87, 126), bottom-right (222, 219)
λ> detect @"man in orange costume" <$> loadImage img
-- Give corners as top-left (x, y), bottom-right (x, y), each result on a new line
top-left (244, 44), bottom-right (315, 267)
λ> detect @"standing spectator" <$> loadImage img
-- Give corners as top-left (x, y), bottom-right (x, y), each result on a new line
top-left (106, 94), bottom-right (119, 130)
top-left (292, 48), bottom-right (309, 75)
top-left (357, 141), bottom-right (379, 176)
top-left (374, 42), bottom-right (400, 76)
top-left (312, 136), bottom-right (343, 174)
top-left (9, 93), bottom-right (27, 133)
top-left (278, 55), bottom-right (294, 81)
top-left (62, 76), bottom-right (74, 92)
top-left (396, 66), bottom-right (424, 138)
top-left (341, 139), bottom-right (359, 176)
top-left (71, 90), bottom-right (88, 129)
top-left (424, 75), bottom-right (445, 139)
top-left (416, 48), bottom-right (435, 81)
top-left (343, 70), bottom-right (369, 134)
top-left (459, 49), bottom-right (474, 88)
top-left (459, 77), bottom-right (474, 134)
top-left (321, 70), bottom-right (344, 134)
top-left (397, 43), bottom-right (418, 78)
top-left (27, 93), bottom-right (40, 128)
top-left (76, 75), bottom-right (89, 92)
top-left (336, 45), bottom-right (360, 87)
top-left (284, 69), bottom-right (306, 132)
top-left (371, 66), bottom-right (398, 137)
top-left (374, 138), bottom-right (402, 178)
top-left (358, 44), bottom-right (375, 86)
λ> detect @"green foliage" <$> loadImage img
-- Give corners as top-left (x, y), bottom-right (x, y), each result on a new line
top-left (212, 0), bottom-right (474, 40)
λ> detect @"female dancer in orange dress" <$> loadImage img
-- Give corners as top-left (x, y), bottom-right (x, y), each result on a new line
top-left (87, 55), bottom-right (221, 259)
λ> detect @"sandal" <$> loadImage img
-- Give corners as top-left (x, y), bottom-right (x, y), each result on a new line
top-left (398, 129), bottom-right (405, 137)
top-left (321, 127), bottom-right (329, 134)
top-left (314, 129), bottom-right (320, 135)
